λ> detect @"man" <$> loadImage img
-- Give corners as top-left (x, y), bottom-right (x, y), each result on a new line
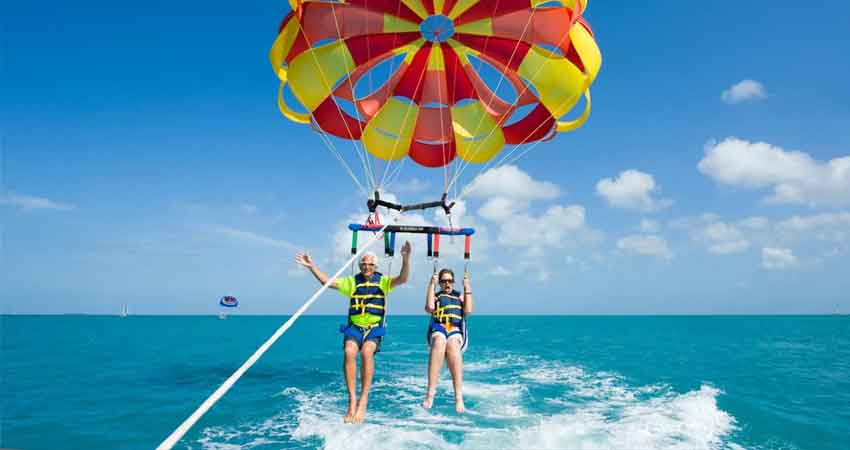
top-left (294, 241), bottom-right (411, 423)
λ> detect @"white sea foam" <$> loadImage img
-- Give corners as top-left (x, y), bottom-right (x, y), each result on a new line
top-left (199, 357), bottom-right (739, 450)
top-left (461, 385), bottom-right (737, 450)
top-left (465, 354), bottom-right (529, 372)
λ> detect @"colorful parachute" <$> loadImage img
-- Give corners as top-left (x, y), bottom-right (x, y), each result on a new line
top-left (220, 296), bottom-right (239, 308)
top-left (270, 0), bottom-right (601, 168)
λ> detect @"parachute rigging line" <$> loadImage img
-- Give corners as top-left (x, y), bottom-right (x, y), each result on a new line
top-left (446, 5), bottom-right (594, 198)
top-left (326, 0), bottom-right (381, 191)
top-left (299, 12), bottom-right (378, 193)
top-left (313, 118), bottom-right (371, 198)
top-left (447, 5), bottom-right (540, 189)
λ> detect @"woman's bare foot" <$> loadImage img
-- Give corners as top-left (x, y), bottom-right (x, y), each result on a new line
top-left (422, 390), bottom-right (435, 409)
top-left (344, 399), bottom-right (357, 423)
top-left (352, 396), bottom-right (369, 423)
top-left (455, 396), bottom-right (465, 414)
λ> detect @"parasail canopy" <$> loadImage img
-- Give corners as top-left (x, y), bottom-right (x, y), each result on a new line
top-left (270, 0), bottom-right (602, 169)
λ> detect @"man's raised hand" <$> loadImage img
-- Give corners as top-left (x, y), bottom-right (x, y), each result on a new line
top-left (295, 252), bottom-right (314, 268)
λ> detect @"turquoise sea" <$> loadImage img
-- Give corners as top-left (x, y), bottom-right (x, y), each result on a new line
top-left (2, 315), bottom-right (849, 450)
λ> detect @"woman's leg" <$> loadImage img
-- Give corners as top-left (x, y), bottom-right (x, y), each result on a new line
top-left (423, 333), bottom-right (447, 409)
top-left (445, 335), bottom-right (465, 413)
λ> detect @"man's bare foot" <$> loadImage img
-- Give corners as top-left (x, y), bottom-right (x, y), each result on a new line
top-left (344, 400), bottom-right (357, 423)
top-left (455, 397), bottom-right (465, 414)
top-left (353, 396), bottom-right (369, 423)
top-left (422, 391), bottom-right (435, 409)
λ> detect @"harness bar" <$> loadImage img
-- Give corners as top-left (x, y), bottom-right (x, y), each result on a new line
top-left (348, 224), bottom-right (475, 236)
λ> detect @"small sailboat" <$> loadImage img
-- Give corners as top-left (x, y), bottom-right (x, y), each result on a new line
top-left (120, 304), bottom-right (129, 317)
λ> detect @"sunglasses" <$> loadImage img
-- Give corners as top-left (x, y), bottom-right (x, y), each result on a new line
top-left (440, 278), bottom-right (454, 283)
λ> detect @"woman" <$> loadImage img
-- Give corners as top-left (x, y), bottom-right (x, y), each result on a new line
top-left (423, 268), bottom-right (473, 413)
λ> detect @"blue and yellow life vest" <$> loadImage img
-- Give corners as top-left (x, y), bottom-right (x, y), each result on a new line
top-left (348, 272), bottom-right (386, 319)
top-left (432, 289), bottom-right (464, 327)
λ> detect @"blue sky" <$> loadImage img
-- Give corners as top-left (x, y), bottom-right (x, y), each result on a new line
top-left (3, 0), bottom-right (849, 314)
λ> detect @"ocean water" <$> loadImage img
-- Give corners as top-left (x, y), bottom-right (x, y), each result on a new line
top-left (2, 315), bottom-right (849, 450)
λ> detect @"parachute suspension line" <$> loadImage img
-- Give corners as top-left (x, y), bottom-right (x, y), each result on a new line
top-left (326, 1), bottom-right (382, 191)
top-left (497, 93), bottom-right (584, 168)
top-left (301, 11), bottom-right (378, 193)
top-left (382, 157), bottom-right (407, 193)
top-left (313, 121), bottom-right (370, 198)
top-left (449, 5), bottom-right (587, 203)
top-left (155, 224), bottom-right (389, 450)
top-left (444, 7), bottom-right (540, 192)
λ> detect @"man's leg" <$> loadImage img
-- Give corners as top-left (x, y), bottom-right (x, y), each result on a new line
top-left (423, 333), bottom-right (447, 409)
top-left (353, 339), bottom-right (378, 423)
top-left (445, 335), bottom-right (465, 413)
top-left (343, 339), bottom-right (359, 423)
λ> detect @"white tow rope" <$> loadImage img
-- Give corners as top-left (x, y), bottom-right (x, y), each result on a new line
top-left (156, 225), bottom-right (388, 450)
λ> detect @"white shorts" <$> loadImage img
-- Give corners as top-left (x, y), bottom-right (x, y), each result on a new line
top-left (430, 331), bottom-right (463, 347)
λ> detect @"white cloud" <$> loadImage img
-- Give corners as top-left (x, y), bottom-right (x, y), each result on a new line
top-left (762, 247), bottom-right (797, 270)
top-left (498, 204), bottom-right (589, 248)
top-left (478, 197), bottom-right (524, 222)
top-left (690, 220), bottom-right (751, 255)
top-left (739, 216), bottom-right (769, 230)
top-left (210, 226), bottom-right (297, 250)
top-left (668, 213), bottom-right (721, 230)
top-left (721, 79), bottom-right (767, 104)
top-left (704, 222), bottom-right (743, 242)
top-left (465, 165), bottom-right (560, 202)
top-left (776, 212), bottom-right (850, 232)
top-left (709, 240), bottom-right (750, 255)
top-left (392, 177), bottom-right (430, 193)
top-left (491, 265), bottom-right (511, 276)
top-left (617, 234), bottom-right (673, 261)
top-left (596, 170), bottom-right (672, 213)
top-left (639, 219), bottom-right (660, 233)
top-left (698, 137), bottom-right (850, 207)
top-left (1, 192), bottom-right (74, 212)
top-left (776, 212), bottom-right (850, 247)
